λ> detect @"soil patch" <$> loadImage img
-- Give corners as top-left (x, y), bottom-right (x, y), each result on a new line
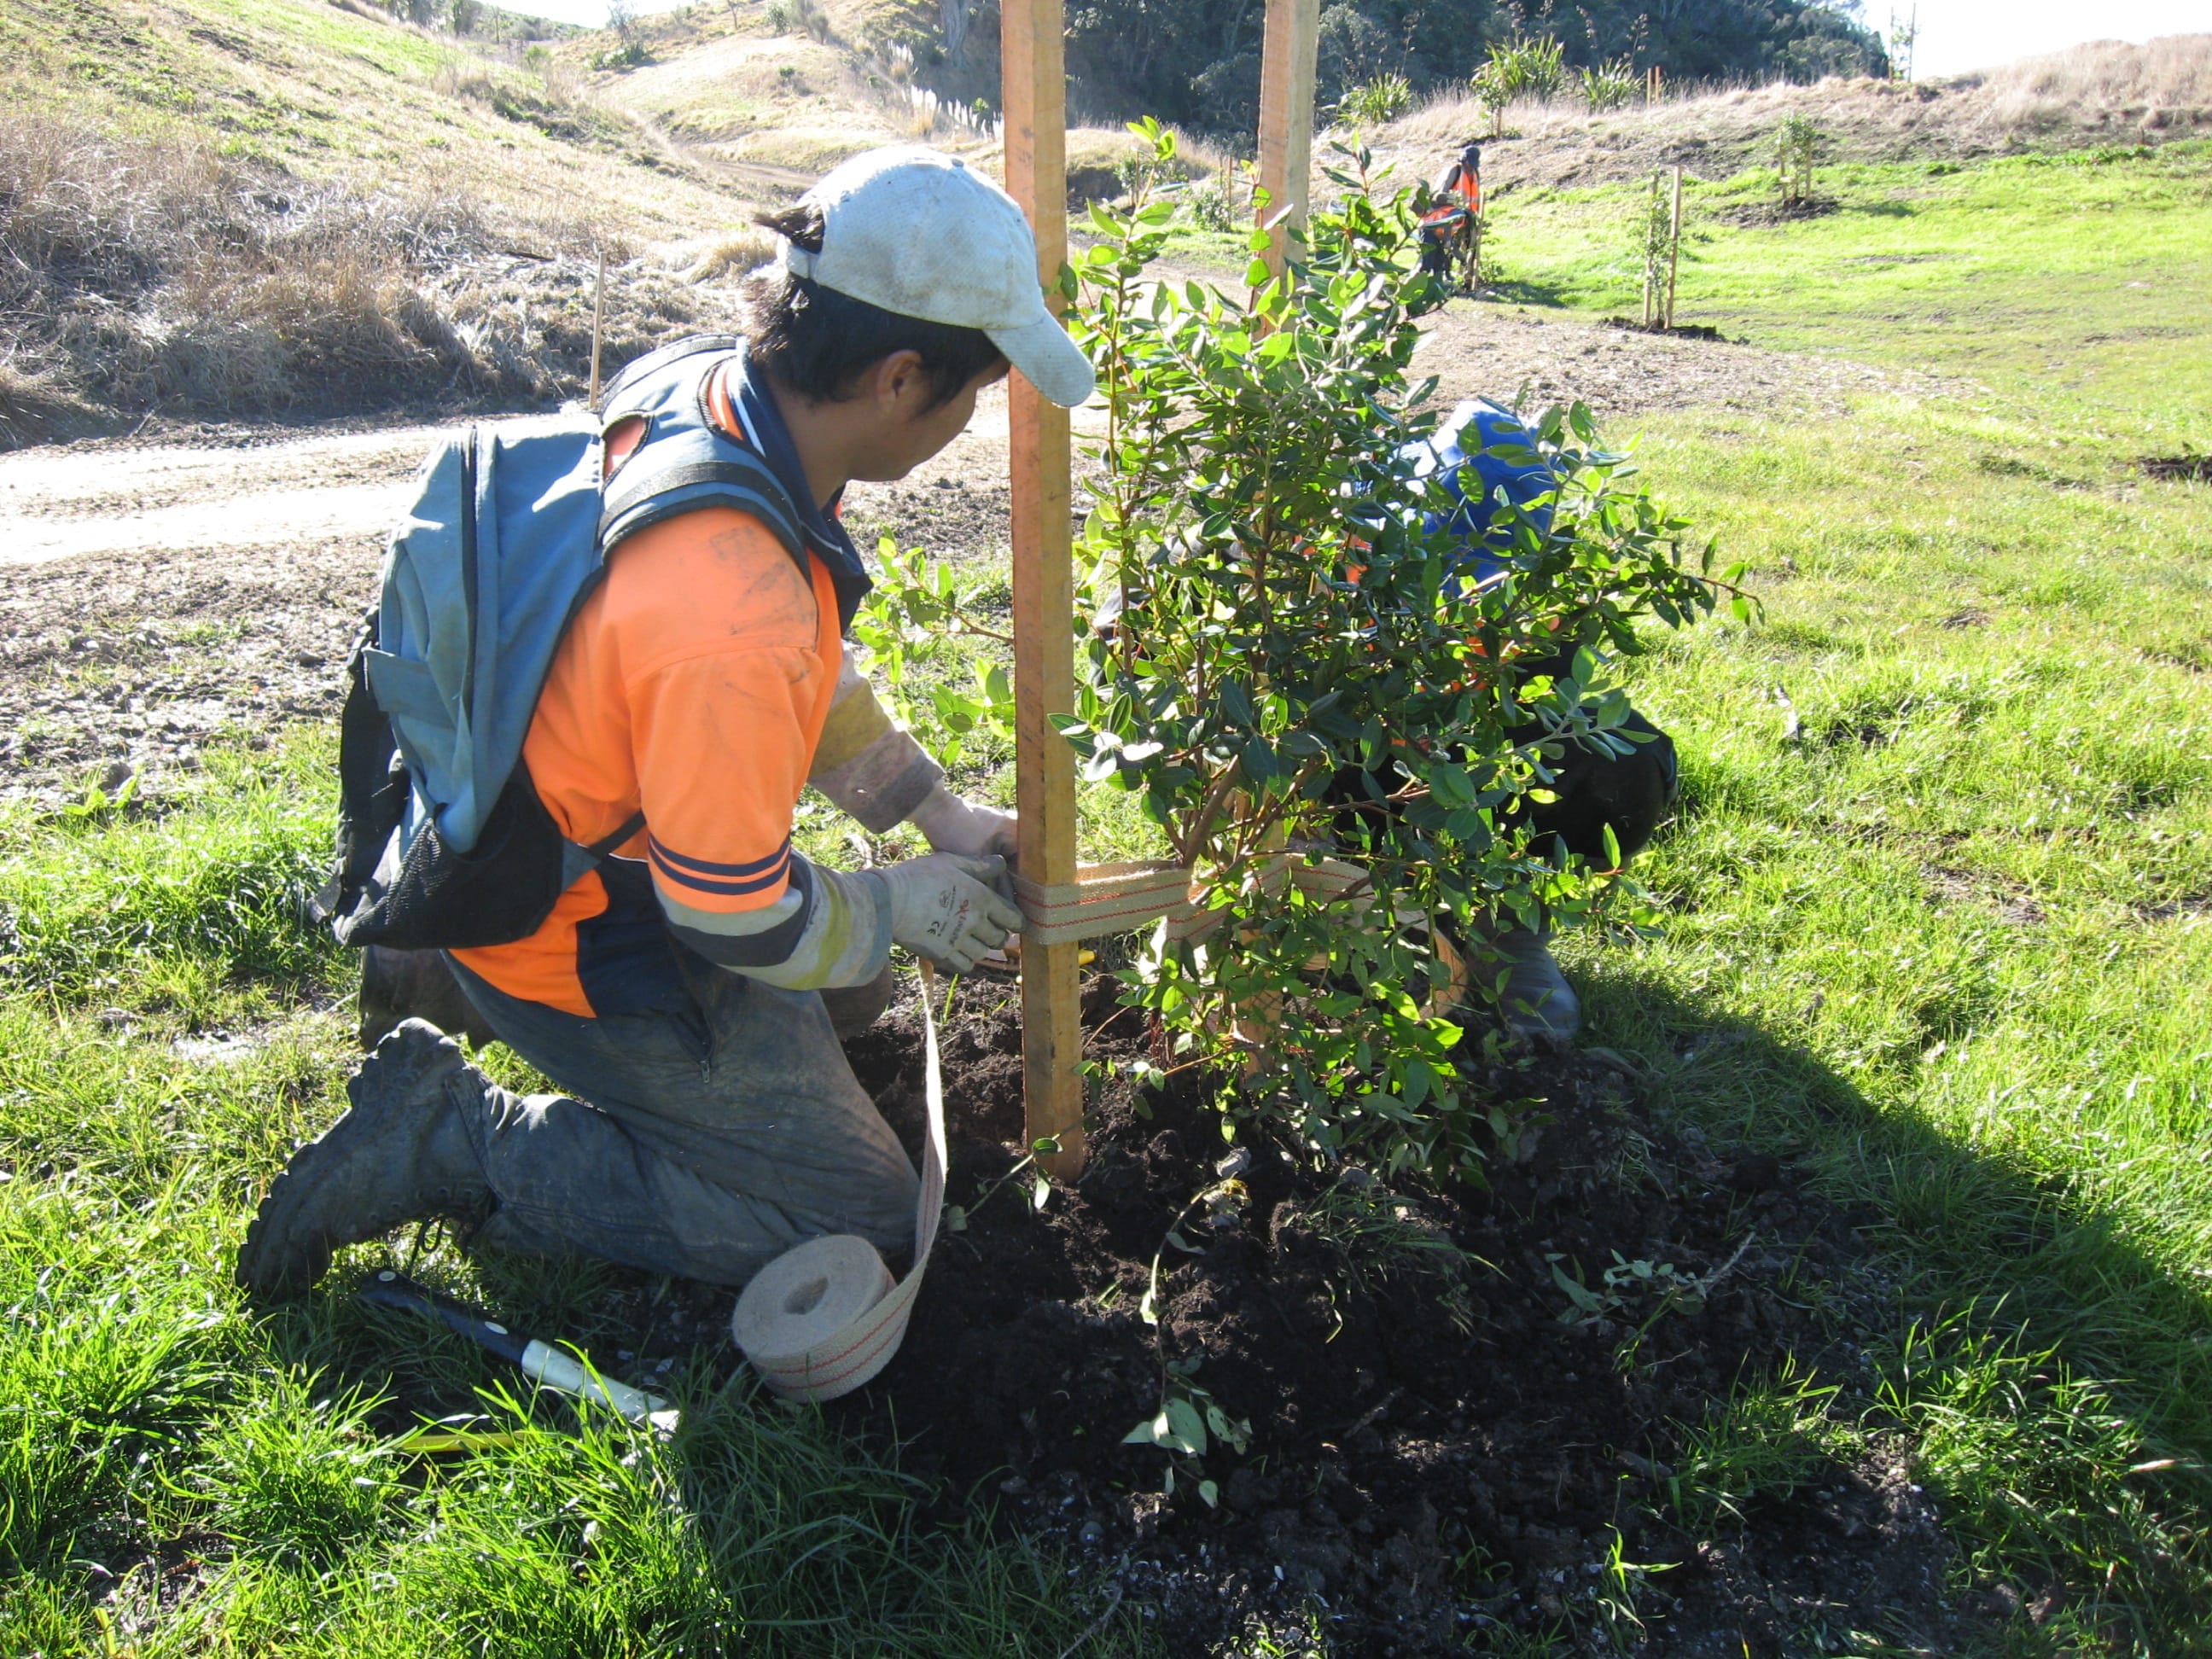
top-left (1600, 318), bottom-right (1735, 344)
top-left (2140, 454), bottom-right (2211, 483)
top-left (594, 975), bottom-right (1992, 1656)
top-left (1410, 305), bottom-right (1928, 428)
top-left (1714, 197), bottom-right (1842, 228)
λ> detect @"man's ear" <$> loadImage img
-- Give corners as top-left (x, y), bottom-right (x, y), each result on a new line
top-left (874, 349), bottom-right (929, 416)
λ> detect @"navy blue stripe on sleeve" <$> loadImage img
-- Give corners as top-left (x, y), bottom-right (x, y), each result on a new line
top-left (648, 834), bottom-right (791, 898)
top-left (667, 858), bottom-right (816, 967)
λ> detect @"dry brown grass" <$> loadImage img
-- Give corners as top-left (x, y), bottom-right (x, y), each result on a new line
top-left (0, 110), bottom-right (750, 440)
top-left (0, 114), bottom-right (504, 429)
top-left (660, 226), bottom-right (777, 283)
top-left (1377, 37), bottom-right (2210, 194)
top-left (1977, 35), bottom-right (2212, 132)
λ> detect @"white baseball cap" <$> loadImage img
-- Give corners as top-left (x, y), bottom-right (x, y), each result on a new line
top-left (778, 145), bottom-right (1095, 409)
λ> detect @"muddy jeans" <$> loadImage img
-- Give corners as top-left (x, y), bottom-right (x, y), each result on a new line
top-left (441, 957), bottom-right (918, 1287)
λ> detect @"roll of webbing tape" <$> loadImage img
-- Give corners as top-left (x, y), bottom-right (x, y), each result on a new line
top-left (729, 969), bottom-right (949, 1402)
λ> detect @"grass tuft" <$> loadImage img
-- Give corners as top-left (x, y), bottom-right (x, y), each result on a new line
top-left (0, 744), bottom-right (341, 1006)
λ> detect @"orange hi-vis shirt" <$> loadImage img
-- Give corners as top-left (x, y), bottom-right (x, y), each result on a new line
top-left (451, 358), bottom-right (894, 1019)
top-left (449, 509), bottom-right (843, 1016)
top-left (1419, 161), bottom-right (1480, 229)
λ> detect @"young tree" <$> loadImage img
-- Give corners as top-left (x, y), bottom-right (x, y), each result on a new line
top-left (1773, 114), bottom-right (1824, 207)
top-left (864, 125), bottom-right (1744, 1176)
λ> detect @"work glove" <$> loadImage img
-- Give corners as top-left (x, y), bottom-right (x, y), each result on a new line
top-left (906, 783), bottom-right (1019, 866)
top-left (871, 853), bottom-right (1024, 974)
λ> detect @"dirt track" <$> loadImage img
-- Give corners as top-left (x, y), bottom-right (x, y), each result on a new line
top-left (0, 311), bottom-right (1920, 808)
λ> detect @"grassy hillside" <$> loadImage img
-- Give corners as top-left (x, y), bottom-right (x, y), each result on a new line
top-left (1484, 139), bottom-right (2212, 435)
top-left (0, 0), bottom-right (743, 229)
top-left (0, 0), bottom-right (791, 438)
top-left (1379, 36), bottom-right (2212, 195)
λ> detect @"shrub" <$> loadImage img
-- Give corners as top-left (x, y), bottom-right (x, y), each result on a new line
top-left (870, 121), bottom-right (1740, 1178)
top-left (1773, 113), bottom-right (1825, 206)
top-left (1338, 73), bottom-right (1415, 127)
top-left (1186, 168), bottom-right (1242, 232)
top-left (1581, 55), bottom-right (1639, 113)
top-left (1472, 33), bottom-right (1567, 134)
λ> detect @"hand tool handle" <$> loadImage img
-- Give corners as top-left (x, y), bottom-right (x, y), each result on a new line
top-left (520, 1340), bottom-right (670, 1424)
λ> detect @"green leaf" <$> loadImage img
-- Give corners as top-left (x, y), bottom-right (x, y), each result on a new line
top-left (1124, 1412), bottom-right (1170, 1446)
top-left (1162, 1396), bottom-right (1208, 1455)
top-left (1549, 1258), bottom-right (1608, 1317)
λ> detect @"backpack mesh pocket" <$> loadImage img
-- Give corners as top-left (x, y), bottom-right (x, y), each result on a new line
top-left (336, 769), bottom-right (573, 952)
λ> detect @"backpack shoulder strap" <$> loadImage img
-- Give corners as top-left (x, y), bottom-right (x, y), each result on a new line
top-left (597, 444), bottom-right (804, 562)
top-left (599, 333), bottom-right (740, 410)
top-left (593, 344), bottom-right (807, 568)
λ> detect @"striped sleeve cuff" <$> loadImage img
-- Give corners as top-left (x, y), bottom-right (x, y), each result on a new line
top-left (664, 853), bottom-right (891, 990)
top-left (647, 832), bottom-right (792, 901)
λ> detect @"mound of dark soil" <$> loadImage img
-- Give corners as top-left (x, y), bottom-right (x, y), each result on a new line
top-left (1599, 318), bottom-right (1734, 344)
top-left (818, 978), bottom-right (1989, 1656)
top-left (2140, 454), bottom-right (2210, 483)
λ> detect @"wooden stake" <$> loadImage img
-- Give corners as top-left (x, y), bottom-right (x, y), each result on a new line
top-left (1255, 0), bottom-right (1320, 281)
top-left (1002, 0), bottom-right (1086, 1180)
top-left (1665, 165), bottom-right (1683, 332)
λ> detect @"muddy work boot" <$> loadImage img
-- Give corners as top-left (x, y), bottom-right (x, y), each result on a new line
top-left (236, 1019), bottom-right (491, 1301)
top-left (1494, 928), bottom-right (1581, 1047)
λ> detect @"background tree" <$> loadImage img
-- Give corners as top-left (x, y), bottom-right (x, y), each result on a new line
top-left (1061, 0), bottom-right (1887, 143)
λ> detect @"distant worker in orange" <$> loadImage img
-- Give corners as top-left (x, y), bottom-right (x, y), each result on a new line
top-left (1417, 141), bottom-right (1482, 282)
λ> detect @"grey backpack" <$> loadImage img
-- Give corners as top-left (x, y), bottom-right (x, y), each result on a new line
top-left (317, 336), bottom-right (806, 951)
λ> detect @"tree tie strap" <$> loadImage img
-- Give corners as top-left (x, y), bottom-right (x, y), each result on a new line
top-left (729, 966), bottom-right (950, 1401)
top-left (1013, 854), bottom-right (1384, 946)
top-left (1013, 859), bottom-right (1197, 946)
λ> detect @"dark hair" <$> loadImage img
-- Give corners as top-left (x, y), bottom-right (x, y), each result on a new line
top-left (742, 205), bottom-right (1006, 410)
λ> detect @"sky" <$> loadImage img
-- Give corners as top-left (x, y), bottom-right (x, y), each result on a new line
top-left (1900, 0), bottom-right (2203, 77)
top-left (506, 0), bottom-right (2204, 79)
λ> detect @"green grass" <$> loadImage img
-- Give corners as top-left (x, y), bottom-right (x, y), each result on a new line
top-left (0, 744), bottom-right (1144, 1657)
top-left (0, 741), bottom-right (341, 1016)
top-left (1489, 139), bottom-right (2212, 434)
top-left (1532, 149), bottom-right (2212, 1644)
